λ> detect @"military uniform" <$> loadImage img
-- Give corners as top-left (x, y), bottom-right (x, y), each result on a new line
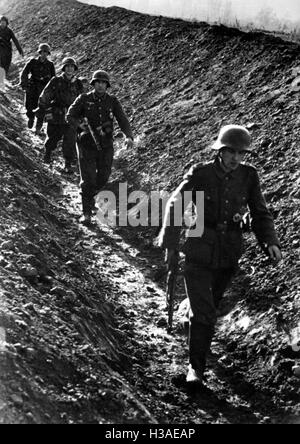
top-left (37, 74), bottom-right (83, 165)
top-left (20, 57), bottom-right (55, 122)
top-left (0, 25), bottom-right (23, 74)
top-left (66, 91), bottom-right (133, 215)
top-left (160, 158), bottom-right (280, 377)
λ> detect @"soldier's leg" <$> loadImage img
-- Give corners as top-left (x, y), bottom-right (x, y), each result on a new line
top-left (2, 50), bottom-right (12, 76)
top-left (62, 125), bottom-right (77, 169)
top-left (44, 124), bottom-right (64, 163)
top-left (25, 88), bottom-right (39, 127)
top-left (34, 86), bottom-right (46, 133)
top-left (78, 152), bottom-right (98, 216)
top-left (95, 144), bottom-right (114, 191)
top-left (212, 268), bottom-right (237, 310)
top-left (184, 263), bottom-right (217, 378)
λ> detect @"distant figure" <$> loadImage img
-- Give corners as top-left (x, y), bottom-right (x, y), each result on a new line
top-left (67, 70), bottom-right (134, 226)
top-left (0, 16), bottom-right (23, 76)
top-left (79, 77), bottom-right (90, 93)
top-left (35, 57), bottom-right (83, 174)
top-left (20, 43), bottom-right (56, 131)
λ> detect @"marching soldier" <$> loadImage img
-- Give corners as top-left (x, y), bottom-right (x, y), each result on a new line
top-left (66, 70), bottom-right (134, 225)
top-left (79, 77), bottom-right (90, 93)
top-left (159, 125), bottom-right (282, 384)
top-left (35, 57), bottom-right (83, 173)
top-left (20, 43), bottom-right (55, 131)
top-left (0, 16), bottom-right (23, 76)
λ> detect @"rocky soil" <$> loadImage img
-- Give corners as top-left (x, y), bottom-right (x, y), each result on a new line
top-left (0, 0), bottom-right (299, 424)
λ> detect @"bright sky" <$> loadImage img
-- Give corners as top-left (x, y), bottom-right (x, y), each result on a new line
top-left (81, 0), bottom-right (300, 24)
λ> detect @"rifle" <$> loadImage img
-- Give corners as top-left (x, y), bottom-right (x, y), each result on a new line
top-left (83, 117), bottom-right (102, 152)
top-left (166, 261), bottom-right (178, 334)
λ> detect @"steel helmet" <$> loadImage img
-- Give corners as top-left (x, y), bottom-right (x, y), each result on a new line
top-left (61, 57), bottom-right (78, 72)
top-left (212, 125), bottom-right (252, 152)
top-left (90, 70), bottom-right (111, 87)
top-left (38, 43), bottom-right (51, 55)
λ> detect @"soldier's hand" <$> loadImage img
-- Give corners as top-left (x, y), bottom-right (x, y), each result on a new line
top-left (79, 121), bottom-right (89, 132)
top-left (268, 245), bottom-right (282, 264)
top-left (125, 137), bottom-right (134, 150)
top-left (165, 249), bottom-right (179, 270)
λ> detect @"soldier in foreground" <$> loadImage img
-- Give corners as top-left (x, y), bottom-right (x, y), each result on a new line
top-left (0, 16), bottom-right (23, 77)
top-left (67, 70), bottom-right (134, 226)
top-left (20, 43), bottom-right (55, 131)
top-left (35, 57), bottom-right (83, 173)
top-left (159, 125), bottom-right (282, 384)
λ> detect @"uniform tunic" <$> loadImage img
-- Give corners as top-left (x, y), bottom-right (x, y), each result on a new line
top-left (67, 91), bottom-right (133, 214)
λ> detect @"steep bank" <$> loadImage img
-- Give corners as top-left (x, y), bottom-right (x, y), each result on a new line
top-left (0, 0), bottom-right (299, 423)
top-left (0, 83), bottom-right (156, 423)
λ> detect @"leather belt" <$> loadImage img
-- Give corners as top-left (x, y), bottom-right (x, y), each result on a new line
top-left (205, 222), bottom-right (241, 232)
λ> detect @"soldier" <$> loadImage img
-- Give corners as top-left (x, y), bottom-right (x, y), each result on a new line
top-left (0, 16), bottom-right (23, 76)
top-left (79, 77), bottom-right (90, 93)
top-left (159, 125), bottom-right (282, 384)
top-left (66, 70), bottom-right (134, 226)
top-left (35, 57), bottom-right (83, 173)
top-left (20, 43), bottom-right (55, 131)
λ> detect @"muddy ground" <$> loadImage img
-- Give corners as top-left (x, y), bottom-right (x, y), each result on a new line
top-left (0, 0), bottom-right (299, 424)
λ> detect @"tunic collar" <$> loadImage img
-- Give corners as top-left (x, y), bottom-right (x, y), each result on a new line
top-left (213, 158), bottom-right (242, 180)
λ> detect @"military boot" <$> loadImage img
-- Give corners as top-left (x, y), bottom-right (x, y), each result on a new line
top-left (35, 120), bottom-right (44, 137)
top-left (186, 365), bottom-right (203, 384)
top-left (44, 148), bottom-right (52, 164)
top-left (28, 117), bottom-right (34, 129)
top-left (188, 321), bottom-right (215, 382)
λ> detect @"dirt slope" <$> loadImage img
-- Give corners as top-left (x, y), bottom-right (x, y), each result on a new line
top-left (0, 83), bottom-right (157, 423)
top-left (0, 0), bottom-right (299, 423)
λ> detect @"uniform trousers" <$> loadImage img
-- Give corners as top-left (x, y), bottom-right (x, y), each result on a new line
top-left (184, 262), bottom-right (236, 374)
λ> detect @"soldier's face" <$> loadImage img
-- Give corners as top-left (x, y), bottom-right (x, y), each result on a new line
top-left (0, 20), bottom-right (7, 28)
top-left (64, 65), bottom-right (76, 78)
top-left (82, 82), bottom-right (89, 93)
top-left (220, 147), bottom-right (246, 171)
top-left (94, 80), bottom-right (108, 94)
top-left (40, 51), bottom-right (49, 62)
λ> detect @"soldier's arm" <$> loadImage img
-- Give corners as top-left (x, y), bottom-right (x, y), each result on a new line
top-left (50, 62), bottom-right (56, 79)
top-left (38, 77), bottom-right (56, 110)
top-left (158, 167), bottom-right (197, 251)
top-left (66, 94), bottom-right (85, 130)
top-left (20, 59), bottom-right (33, 89)
top-left (112, 97), bottom-right (134, 139)
top-left (10, 30), bottom-right (23, 56)
top-left (248, 168), bottom-right (281, 250)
